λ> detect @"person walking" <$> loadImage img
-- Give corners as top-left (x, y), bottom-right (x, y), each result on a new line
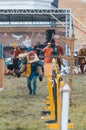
top-left (25, 50), bottom-right (39, 95)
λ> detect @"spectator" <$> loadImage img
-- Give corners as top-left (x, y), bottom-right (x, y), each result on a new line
top-left (10, 43), bottom-right (22, 73)
top-left (34, 42), bottom-right (41, 57)
top-left (50, 38), bottom-right (58, 57)
top-left (42, 42), bottom-right (53, 63)
top-left (34, 42), bottom-right (46, 60)
top-left (78, 44), bottom-right (86, 74)
top-left (55, 41), bottom-right (64, 70)
top-left (56, 41), bottom-right (64, 55)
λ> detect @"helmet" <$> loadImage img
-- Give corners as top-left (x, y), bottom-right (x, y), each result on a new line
top-left (13, 43), bottom-right (17, 47)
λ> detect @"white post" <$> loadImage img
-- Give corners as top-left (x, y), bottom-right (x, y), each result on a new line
top-left (60, 84), bottom-right (70, 130)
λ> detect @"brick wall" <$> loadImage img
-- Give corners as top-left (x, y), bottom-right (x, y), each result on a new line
top-left (0, 32), bottom-right (46, 46)
top-left (59, 0), bottom-right (86, 48)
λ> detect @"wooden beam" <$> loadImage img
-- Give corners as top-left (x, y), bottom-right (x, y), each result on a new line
top-left (0, 27), bottom-right (65, 33)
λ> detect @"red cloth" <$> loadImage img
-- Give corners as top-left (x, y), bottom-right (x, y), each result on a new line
top-left (56, 41), bottom-right (64, 55)
top-left (57, 45), bottom-right (64, 55)
top-left (28, 51), bottom-right (36, 56)
top-left (10, 47), bottom-right (22, 58)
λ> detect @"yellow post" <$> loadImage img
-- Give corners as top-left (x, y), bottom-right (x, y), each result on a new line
top-left (46, 76), bottom-right (74, 129)
top-left (42, 57), bottom-right (74, 129)
top-left (42, 75), bottom-right (55, 120)
top-left (46, 74), bottom-right (64, 129)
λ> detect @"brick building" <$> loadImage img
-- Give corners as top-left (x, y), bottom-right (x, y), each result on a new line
top-left (59, 0), bottom-right (86, 48)
top-left (1, 0), bottom-right (85, 50)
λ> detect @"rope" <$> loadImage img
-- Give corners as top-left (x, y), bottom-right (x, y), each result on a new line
top-left (71, 14), bottom-right (86, 28)
top-left (71, 14), bottom-right (86, 34)
top-left (74, 25), bottom-right (86, 35)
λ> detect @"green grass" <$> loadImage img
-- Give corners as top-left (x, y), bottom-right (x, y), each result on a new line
top-left (0, 74), bottom-right (86, 130)
top-left (63, 74), bottom-right (86, 130)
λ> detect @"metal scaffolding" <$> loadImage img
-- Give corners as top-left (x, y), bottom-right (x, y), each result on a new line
top-left (0, 9), bottom-right (73, 38)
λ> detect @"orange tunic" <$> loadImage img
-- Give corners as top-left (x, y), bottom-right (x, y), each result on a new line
top-left (42, 47), bottom-right (53, 63)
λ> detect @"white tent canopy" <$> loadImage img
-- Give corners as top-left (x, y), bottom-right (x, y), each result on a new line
top-left (0, 0), bottom-right (55, 9)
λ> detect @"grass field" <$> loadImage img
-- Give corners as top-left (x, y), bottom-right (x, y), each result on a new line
top-left (0, 74), bottom-right (86, 130)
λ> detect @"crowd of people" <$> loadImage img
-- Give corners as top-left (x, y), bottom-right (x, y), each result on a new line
top-left (5, 35), bottom-right (86, 95)
top-left (6, 37), bottom-right (64, 95)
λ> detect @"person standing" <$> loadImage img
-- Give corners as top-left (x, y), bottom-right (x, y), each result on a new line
top-left (10, 43), bottom-right (22, 73)
top-left (42, 42), bottom-right (53, 63)
top-left (55, 41), bottom-right (64, 70)
top-left (78, 44), bottom-right (86, 74)
top-left (42, 42), bottom-right (54, 77)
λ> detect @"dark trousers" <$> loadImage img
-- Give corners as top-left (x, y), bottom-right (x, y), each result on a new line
top-left (80, 63), bottom-right (85, 74)
top-left (13, 58), bottom-right (19, 70)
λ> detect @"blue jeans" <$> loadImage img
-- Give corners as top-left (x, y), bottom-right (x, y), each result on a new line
top-left (27, 76), bottom-right (37, 94)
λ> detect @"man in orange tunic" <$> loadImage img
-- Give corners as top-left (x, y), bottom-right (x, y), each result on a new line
top-left (42, 42), bottom-right (53, 63)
